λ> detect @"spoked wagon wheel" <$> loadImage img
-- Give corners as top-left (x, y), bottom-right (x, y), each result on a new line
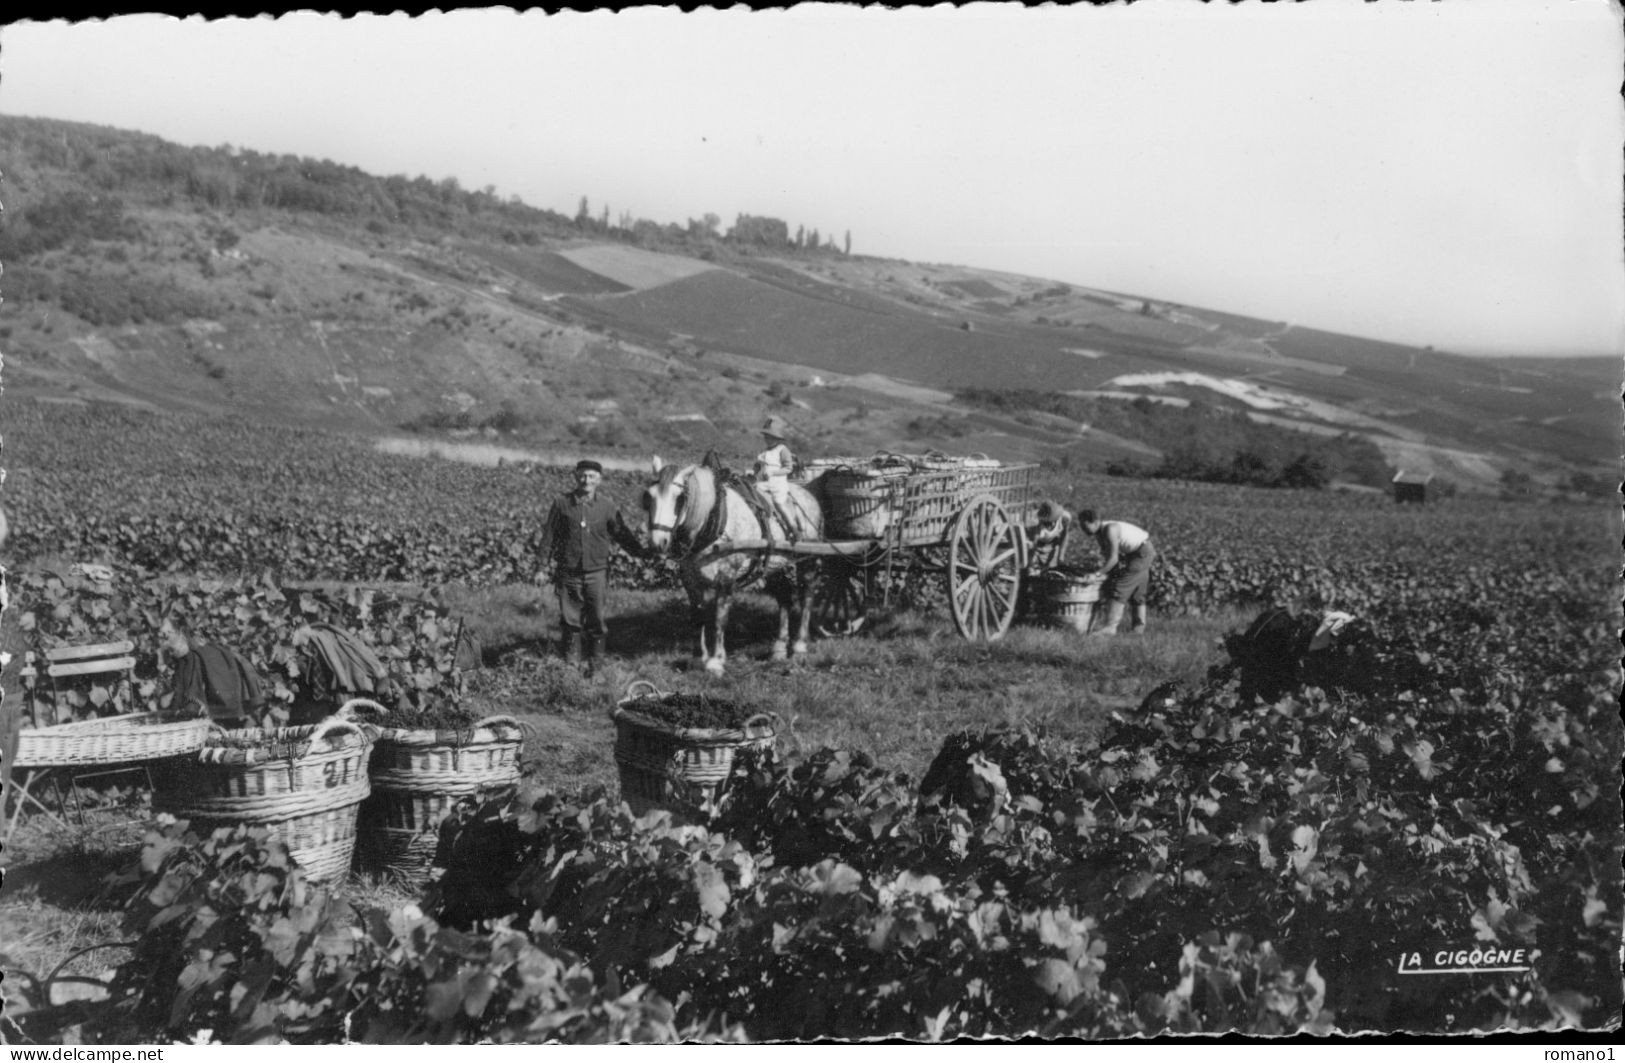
top-left (814, 560), bottom-right (870, 638)
top-left (948, 495), bottom-right (1026, 642)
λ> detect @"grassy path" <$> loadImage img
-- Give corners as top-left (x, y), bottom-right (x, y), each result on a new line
top-left (448, 586), bottom-right (1244, 790)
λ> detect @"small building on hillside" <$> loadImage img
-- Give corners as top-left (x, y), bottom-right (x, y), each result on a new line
top-left (1392, 470), bottom-right (1434, 505)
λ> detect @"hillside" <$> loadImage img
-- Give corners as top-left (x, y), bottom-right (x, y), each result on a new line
top-left (0, 114), bottom-right (1613, 494)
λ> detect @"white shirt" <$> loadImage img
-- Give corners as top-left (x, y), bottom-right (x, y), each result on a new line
top-left (755, 442), bottom-right (792, 481)
top-left (1102, 521), bottom-right (1149, 552)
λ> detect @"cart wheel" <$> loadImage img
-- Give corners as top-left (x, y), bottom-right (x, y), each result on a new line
top-left (949, 495), bottom-right (1026, 642)
top-left (815, 562), bottom-right (869, 638)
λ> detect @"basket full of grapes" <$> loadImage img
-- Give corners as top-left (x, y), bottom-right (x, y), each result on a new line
top-left (611, 680), bottom-right (777, 821)
top-left (339, 698), bottom-right (525, 883)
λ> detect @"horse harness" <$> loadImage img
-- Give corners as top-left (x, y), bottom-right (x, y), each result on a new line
top-left (653, 467), bottom-right (786, 569)
top-left (648, 467), bottom-right (725, 561)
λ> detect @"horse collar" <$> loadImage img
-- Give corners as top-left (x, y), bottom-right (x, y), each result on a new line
top-left (661, 467), bottom-right (726, 561)
top-left (696, 477), bottom-right (728, 552)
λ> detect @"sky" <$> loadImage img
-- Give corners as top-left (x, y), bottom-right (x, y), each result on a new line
top-left (1, 2), bottom-right (1621, 358)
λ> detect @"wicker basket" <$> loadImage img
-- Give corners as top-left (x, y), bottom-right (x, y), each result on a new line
top-left (814, 465), bottom-right (906, 539)
top-left (810, 452), bottom-right (1006, 540)
top-left (341, 700), bottom-right (525, 884)
top-left (12, 712), bottom-right (212, 768)
top-left (1025, 570), bottom-right (1106, 633)
top-left (809, 452), bottom-right (924, 539)
top-left (612, 681), bottom-right (776, 822)
top-left (150, 717), bottom-right (373, 885)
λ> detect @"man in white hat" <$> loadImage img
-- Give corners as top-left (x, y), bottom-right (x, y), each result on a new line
top-left (753, 416), bottom-right (800, 541)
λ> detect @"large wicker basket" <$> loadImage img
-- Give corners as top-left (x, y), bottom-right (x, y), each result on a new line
top-left (612, 682), bottom-right (776, 823)
top-left (341, 700), bottom-right (525, 884)
top-left (13, 712), bottom-right (212, 769)
top-left (808, 452), bottom-right (1004, 540)
top-left (813, 463), bottom-right (907, 539)
top-left (150, 718), bottom-right (373, 885)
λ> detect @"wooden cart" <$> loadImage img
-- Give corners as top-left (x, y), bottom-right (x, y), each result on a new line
top-left (698, 460), bottom-right (1042, 642)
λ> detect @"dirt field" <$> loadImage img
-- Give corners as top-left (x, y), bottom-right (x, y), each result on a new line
top-left (556, 243), bottom-right (720, 290)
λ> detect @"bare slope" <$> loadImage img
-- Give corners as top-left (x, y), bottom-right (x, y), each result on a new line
top-left (457, 243), bottom-right (631, 295)
top-left (0, 114), bottom-right (1612, 490)
top-left (556, 244), bottom-right (719, 289)
top-left (567, 268), bottom-right (1193, 393)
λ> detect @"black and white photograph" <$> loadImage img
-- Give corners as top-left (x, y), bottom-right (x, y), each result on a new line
top-left (0, 3), bottom-right (1620, 1046)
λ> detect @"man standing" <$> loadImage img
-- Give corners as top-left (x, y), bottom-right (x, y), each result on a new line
top-left (1078, 509), bottom-right (1156, 635)
top-left (541, 460), bottom-right (645, 674)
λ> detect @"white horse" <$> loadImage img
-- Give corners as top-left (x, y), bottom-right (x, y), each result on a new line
top-left (643, 457), bottom-right (824, 675)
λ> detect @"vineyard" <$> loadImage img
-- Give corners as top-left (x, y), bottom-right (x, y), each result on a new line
top-left (0, 401), bottom-right (1620, 1041)
top-left (2, 403), bottom-right (1612, 613)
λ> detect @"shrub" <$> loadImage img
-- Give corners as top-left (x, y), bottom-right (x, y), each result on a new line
top-left (402, 408), bottom-right (475, 432)
top-left (481, 403), bottom-right (529, 433)
top-left (0, 189), bottom-right (137, 259)
top-left (52, 272), bottom-right (222, 326)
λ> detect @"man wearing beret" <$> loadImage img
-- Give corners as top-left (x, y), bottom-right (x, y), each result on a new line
top-left (541, 459), bottom-right (646, 674)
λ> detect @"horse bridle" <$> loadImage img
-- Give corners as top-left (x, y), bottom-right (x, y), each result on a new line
top-left (649, 487), bottom-right (687, 555)
top-left (649, 469), bottom-right (727, 561)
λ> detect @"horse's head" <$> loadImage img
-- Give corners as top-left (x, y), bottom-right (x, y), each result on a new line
top-left (643, 456), bottom-right (709, 558)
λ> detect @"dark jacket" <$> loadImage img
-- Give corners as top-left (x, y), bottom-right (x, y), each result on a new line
top-left (295, 623), bottom-right (389, 699)
top-left (172, 644), bottom-right (267, 725)
top-left (544, 491), bottom-right (643, 573)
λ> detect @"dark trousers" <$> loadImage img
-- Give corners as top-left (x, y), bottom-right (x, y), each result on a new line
top-left (557, 568), bottom-right (609, 643)
top-left (1103, 542), bottom-right (1156, 604)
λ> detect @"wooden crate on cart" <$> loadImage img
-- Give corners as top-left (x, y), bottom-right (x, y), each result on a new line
top-left (788, 453), bottom-right (1043, 643)
top-left (805, 453), bottom-right (1029, 544)
top-left (720, 452), bottom-right (1045, 644)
